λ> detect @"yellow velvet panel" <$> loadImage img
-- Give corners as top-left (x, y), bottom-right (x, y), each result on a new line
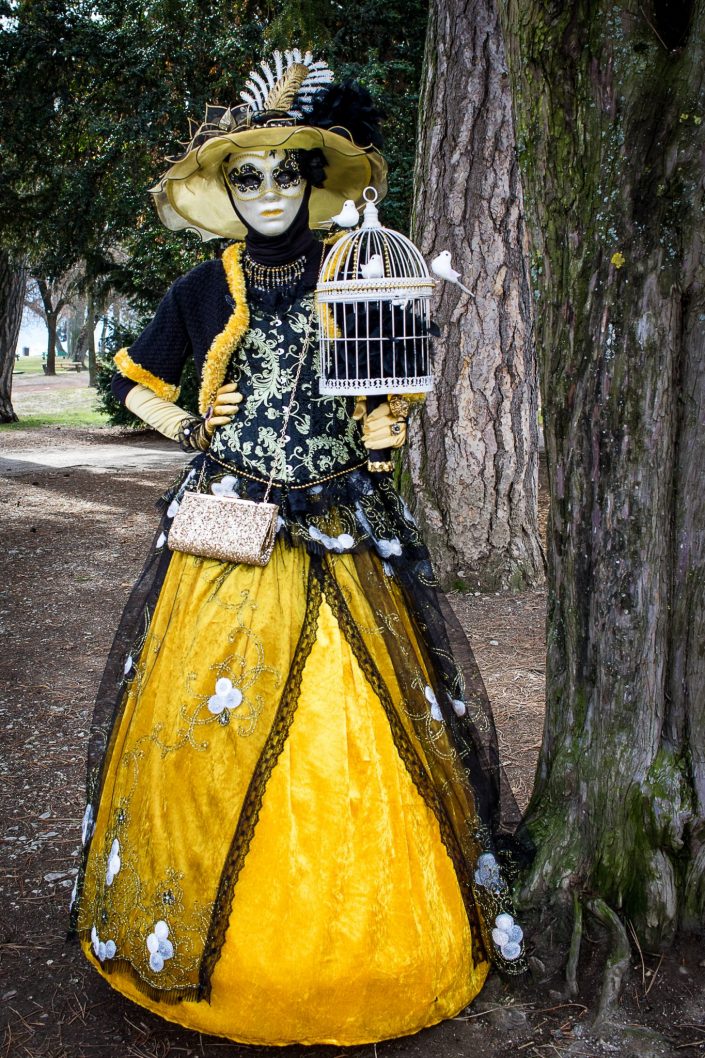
top-left (80, 548), bottom-right (489, 1045)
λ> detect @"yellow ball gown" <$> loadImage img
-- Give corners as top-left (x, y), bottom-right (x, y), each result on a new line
top-left (71, 280), bottom-right (526, 1047)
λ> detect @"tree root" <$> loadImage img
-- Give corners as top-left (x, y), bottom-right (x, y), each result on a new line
top-left (587, 897), bottom-right (632, 1027)
top-left (565, 891), bottom-right (583, 996)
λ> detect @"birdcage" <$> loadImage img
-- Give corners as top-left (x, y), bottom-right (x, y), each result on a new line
top-left (316, 188), bottom-right (435, 396)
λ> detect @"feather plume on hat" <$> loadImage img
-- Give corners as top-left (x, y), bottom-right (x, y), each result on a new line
top-left (150, 49), bottom-right (387, 241)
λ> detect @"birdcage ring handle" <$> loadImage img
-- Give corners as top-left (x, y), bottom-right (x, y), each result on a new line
top-left (362, 186), bottom-right (378, 204)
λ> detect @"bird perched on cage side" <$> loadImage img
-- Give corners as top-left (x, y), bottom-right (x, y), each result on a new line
top-left (360, 254), bottom-right (385, 279)
top-left (327, 200), bottom-right (361, 227)
top-left (431, 250), bottom-right (476, 297)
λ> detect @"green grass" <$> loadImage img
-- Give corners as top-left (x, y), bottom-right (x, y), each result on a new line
top-left (10, 370), bottom-right (109, 426)
top-left (12, 355), bottom-right (50, 376)
top-left (13, 355), bottom-right (89, 377)
top-left (1, 409), bottom-right (110, 429)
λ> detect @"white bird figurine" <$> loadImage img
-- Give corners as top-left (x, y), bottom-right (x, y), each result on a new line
top-left (431, 250), bottom-right (476, 297)
top-left (360, 254), bottom-right (385, 279)
top-left (328, 200), bottom-right (360, 227)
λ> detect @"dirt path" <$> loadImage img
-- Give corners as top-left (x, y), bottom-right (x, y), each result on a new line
top-left (0, 427), bottom-right (696, 1058)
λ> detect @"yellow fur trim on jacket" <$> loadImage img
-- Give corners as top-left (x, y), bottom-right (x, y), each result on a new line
top-left (114, 348), bottom-right (181, 402)
top-left (320, 239), bottom-right (349, 284)
top-left (198, 242), bottom-right (249, 415)
top-left (316, 300), bottom-right (342, 340)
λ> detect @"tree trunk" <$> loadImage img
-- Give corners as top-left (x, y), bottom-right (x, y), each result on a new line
top-left (86, 292), bottom-right (97, 387)
top-left (407, 0), bottom-right (544, 591)
top-left (45, 313), bottom-right (58, 376)
top-left (74, 322), bottom-right (89, 368)
top-left (0, 251), bottom-right (26, 423)
top-left (98, 313), bottom-right (109, 357)
top-left (36, 278), bottom-right (58, 375)
top-left (498, 0), bottom-right (705, 945)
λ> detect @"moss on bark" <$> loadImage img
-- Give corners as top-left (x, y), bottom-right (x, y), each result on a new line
top-left (500, 0), bottom-right (705, 945)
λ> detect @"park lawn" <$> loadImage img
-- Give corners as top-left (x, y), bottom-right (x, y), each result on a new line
top-left (12, 355), bottom-right (50, 376)
top-left (5, 371), bottom-right (110, 429)
top-left (1, 410), bottom-right (109, 429)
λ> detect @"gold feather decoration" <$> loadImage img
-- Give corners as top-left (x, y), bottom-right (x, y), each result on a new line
top-left (264, 62), bottom-right (309, 111)
top-left (239, 49), bottom-right (334, 115)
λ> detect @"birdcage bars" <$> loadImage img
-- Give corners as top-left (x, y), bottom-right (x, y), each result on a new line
top-left (316, 189), bottom-right (435, 396)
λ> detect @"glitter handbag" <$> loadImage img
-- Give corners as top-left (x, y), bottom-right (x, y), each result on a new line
top-left (167, 487), bottom-right (280, 566)
top-left (168, 311), bottom-right (313, 567)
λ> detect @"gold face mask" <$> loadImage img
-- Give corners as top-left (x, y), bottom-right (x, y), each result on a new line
top-left (224, 151), bottom-right (304, 200)
top-left (223, 149), bottom-right (306, 236)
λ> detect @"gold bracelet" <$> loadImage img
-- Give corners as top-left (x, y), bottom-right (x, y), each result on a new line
top-left (387, 393), bottom-right (426, 418)
top-left (387, 395), bottom-right (411, 419)
top-left (367, 459), bottom-right (394, 473)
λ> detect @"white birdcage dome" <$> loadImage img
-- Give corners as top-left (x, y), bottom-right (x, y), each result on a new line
top-left (316, 188), bottom-right (435, 396)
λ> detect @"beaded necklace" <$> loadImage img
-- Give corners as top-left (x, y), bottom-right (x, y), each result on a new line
top-left (242, 250), bottom-right (306, 291)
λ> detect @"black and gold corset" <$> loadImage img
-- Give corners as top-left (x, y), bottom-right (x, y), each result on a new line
top-left (208, 292), bottom-right (367, 486)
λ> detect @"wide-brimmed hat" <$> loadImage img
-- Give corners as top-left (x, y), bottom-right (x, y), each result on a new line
top-left (150, 50), bottom-right (388, 241)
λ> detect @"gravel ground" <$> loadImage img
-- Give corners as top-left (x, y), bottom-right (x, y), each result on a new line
top-left (1, 424), bottom-right (701, 1058)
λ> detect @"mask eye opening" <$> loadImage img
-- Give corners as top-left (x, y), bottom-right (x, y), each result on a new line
top-left (272, 164), bottom-right (302, 191)
top-left (224, 161), bottom-right (265, 196)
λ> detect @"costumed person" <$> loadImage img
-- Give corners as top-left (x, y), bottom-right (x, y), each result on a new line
top-left (69, 49), bottom-right (531, 1047)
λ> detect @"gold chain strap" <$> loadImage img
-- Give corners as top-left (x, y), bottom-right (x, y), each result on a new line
top-left (206, 451), bottom-right (369, 491)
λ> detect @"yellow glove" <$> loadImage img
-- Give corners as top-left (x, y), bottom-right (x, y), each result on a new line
top-left (204, 382), bottom-right (243, 436)
top-left (360, 402), bottom-right (407, 450)
top-left (124, 384), bottom-right (192, 440)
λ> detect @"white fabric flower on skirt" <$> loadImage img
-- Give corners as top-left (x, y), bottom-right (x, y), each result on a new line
top-left (451, 697), bottom-right (467, 717)
top-left (91, 925), bottom-right (117, 963)
top-left (208, 677), bottom-right (243, 715)
top-left (211, 475), bottom-right (238, 497)
top-left (146, 919), bottom-right (174, 973)
top-left (375, 537), bottom-right (402, 558)
top-left (491, 912), bottom-right (524, 961)
top-left (424, 685), bottom-right (444, 722)
top-left (81, 804), bottom-right (94, 846)
top-left (105, 838), bottom-right (121, 886)
top-left (307, 525), bottom-right (355, 552)
top-left (473, 851), bottom-right (506, 892)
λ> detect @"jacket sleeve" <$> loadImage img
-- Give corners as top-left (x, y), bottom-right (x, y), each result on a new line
top-left (113, 277), bottom-right (191, 402)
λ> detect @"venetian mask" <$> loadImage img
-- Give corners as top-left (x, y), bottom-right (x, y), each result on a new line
top-left (223, 149), bottom-right (305, 236)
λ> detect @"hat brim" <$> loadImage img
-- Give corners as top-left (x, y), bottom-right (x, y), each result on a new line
top-left (150, 125), bottom-right (388, 241)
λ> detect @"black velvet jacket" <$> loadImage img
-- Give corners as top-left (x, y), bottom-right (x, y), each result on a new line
top-left (111, 259), bottom-right (233, 406)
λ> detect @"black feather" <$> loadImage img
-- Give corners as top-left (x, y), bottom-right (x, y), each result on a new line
top-left (296, 147), bottom-right (327, 188)
top-left (305, 80), bottom-right (385, 151)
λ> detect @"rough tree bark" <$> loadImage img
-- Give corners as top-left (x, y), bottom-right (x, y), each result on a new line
top-left (0, 251), bottom-right (26, 423)
top-left (407, 0), bottom-right (544, 591)
top-left (498, 0), bottom-right (705, 945)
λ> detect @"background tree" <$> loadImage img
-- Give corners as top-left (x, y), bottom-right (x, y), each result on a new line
top-left (35, 275), bottom-right (74, 374)
top-left (0, 0), bottom-right (261, 402)
top-left (0, 252), bottom-right (26, 422)
top-left (406, 0), bottom-right (544, 591)
top-left (498, 0), bottom-right (705, 970)
top-left (1, 0), bottom-right (429, 420)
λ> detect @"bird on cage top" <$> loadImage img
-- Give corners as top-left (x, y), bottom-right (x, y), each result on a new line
top-left (327, 200), bottom-right (361, 227)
